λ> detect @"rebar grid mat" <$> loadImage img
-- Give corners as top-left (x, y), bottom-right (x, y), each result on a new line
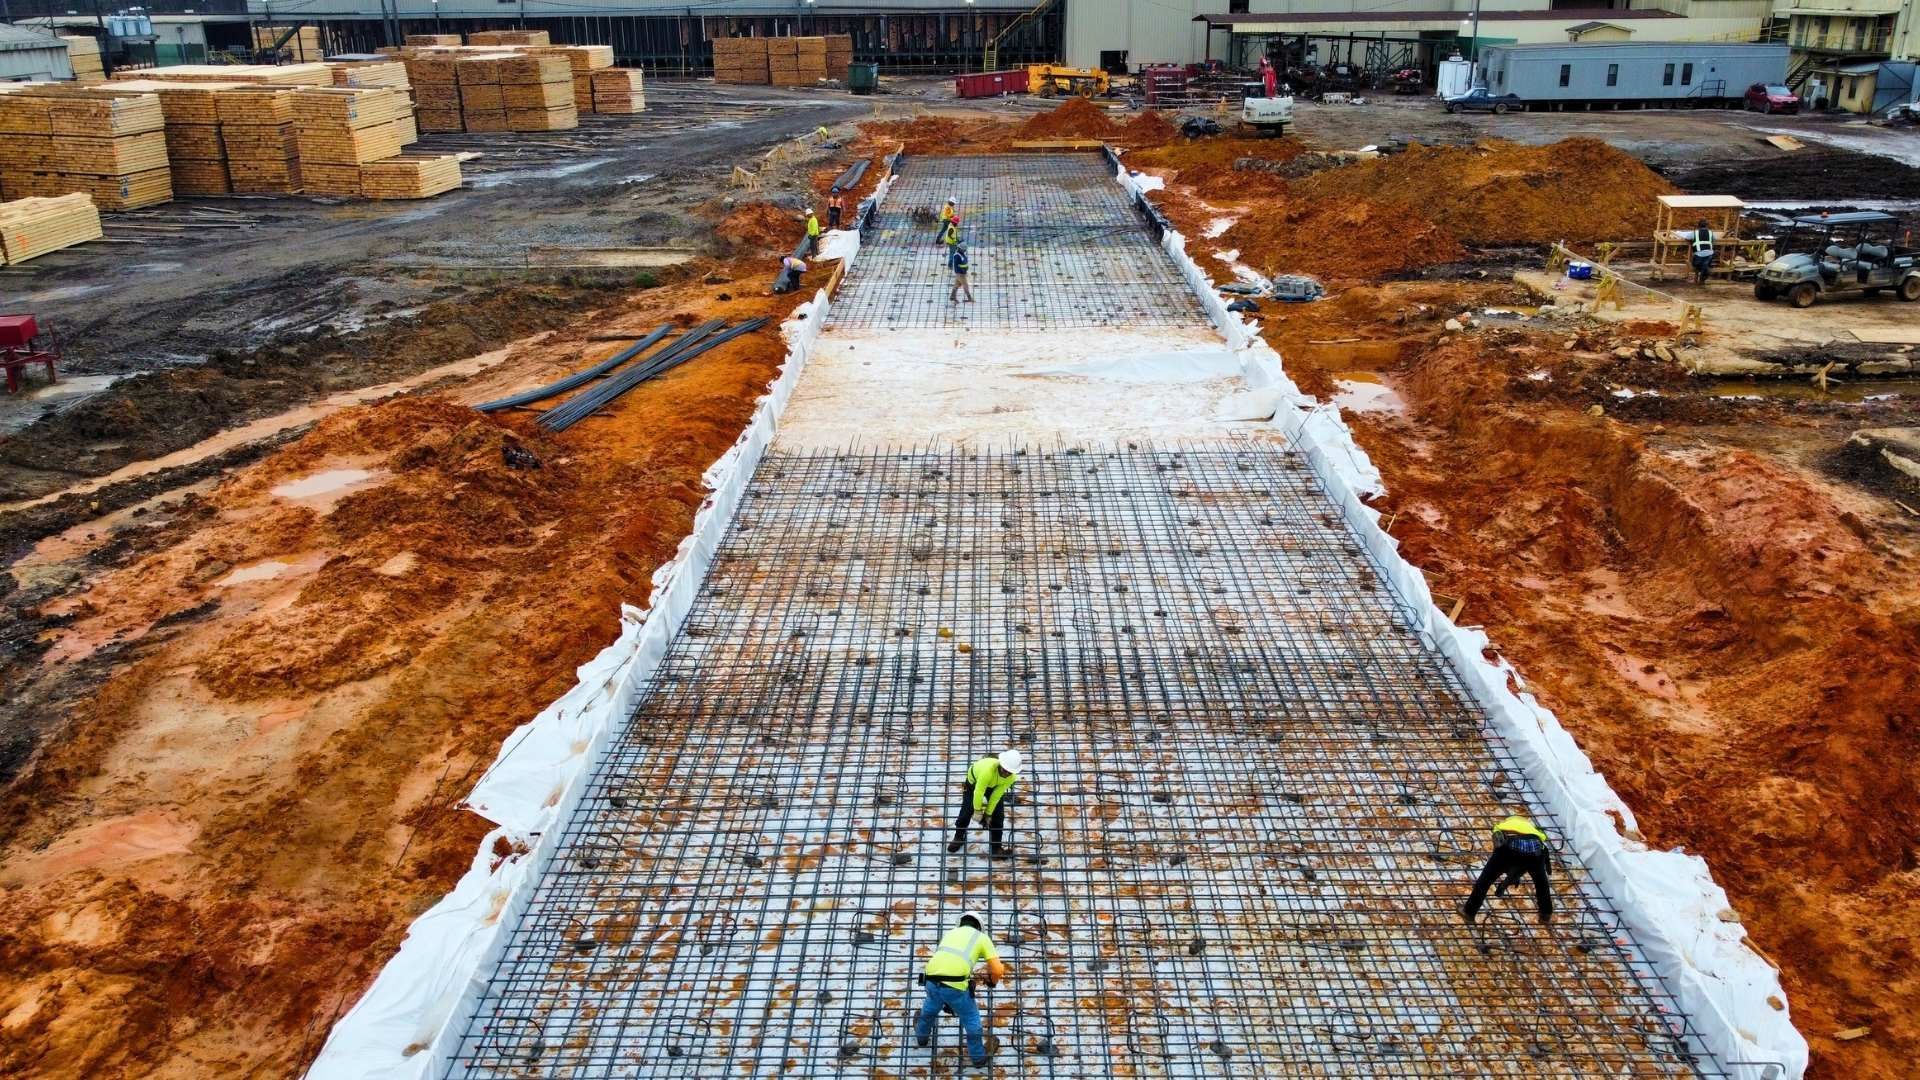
top-left (829, 154), bottom-right (1211, 332)
top-left (449, 448), bottom-right (1727, 1079)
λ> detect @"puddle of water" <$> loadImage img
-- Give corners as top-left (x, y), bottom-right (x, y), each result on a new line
top-left (1705, 377), bottom-right (1915, 403)
top-left (125, 261), bottom-right (183, 273)
top-left (19, 284), bottom-right (106, 303)
top-left (271, 468), bottom-right (376, 499)
top-left (1755, 125), bottom-right (1920, 168)
top-left (0, 374), bottom-right (126, 436)
top-left (468, 157), bottom-right (615, 190)
top-left (1332, 374), bottom-right (1405, 414)
top-left (216, 560), bottom-right (291, 586)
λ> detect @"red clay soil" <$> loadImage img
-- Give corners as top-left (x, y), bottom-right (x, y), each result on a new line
top-left (1348, 335), bottom-right (1920, 1080)
top-left (0, 268), bottom-right (810, 1077)
top-left (1017, 96), bottom-right (1120, 139)
top-left (715, 201), bottom-right (803, 256)
top-left (1220, 197), bottom-right (1463, 280)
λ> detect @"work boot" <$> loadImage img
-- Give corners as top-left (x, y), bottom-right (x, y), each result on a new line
top-left (915, 1034), bottom-right (930, 1049)
top-left (946, 842), bottom-right (962, 854)
top-left (1459, 902), bottom-right (1475, 926)
top-left (990, 846), bottom-right (1011, 860)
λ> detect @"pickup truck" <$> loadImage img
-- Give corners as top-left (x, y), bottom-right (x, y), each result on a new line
top-left (1444, 88), bottom-right (1523, 114)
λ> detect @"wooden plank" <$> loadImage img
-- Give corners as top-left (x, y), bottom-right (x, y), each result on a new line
top-left (0, 192), bottom-right (104, 264)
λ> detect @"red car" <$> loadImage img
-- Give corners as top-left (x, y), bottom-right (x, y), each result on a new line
top-left (1745, 82), bottom-right (1801, 114)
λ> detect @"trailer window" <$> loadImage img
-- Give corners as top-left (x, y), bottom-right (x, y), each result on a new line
top-left (1681, 62), bottom-right (1694, 85)
top-left (1559, 64), bottom-right (1571, 87)
top-left (1663, 63), bottom-right (1674, 85)
top-left (1607, 63), bottom-right (1619, 87)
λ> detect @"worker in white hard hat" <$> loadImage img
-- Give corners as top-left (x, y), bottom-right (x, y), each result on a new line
top-left (933, 196), bottom-right (957, 242)
top-left (803, 206), bottom-right (822, 256)
top-left (948, 748), bottom-right (1021, 858)
top-left (915, 909), bottom-right (1006, 1068)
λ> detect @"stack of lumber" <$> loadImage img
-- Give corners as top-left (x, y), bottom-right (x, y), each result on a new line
top-left (113, 63), bottom-right (333, 86)
top-left (456, 56), bottom-right (508, 132)
top-left (405, 34), bottom-right (462, 47)
top-left (590, 68), bottom-right (646, 114)
top-left (528, 44), bottom-right (613, 71)
top-left (61, 36), bottom-right (106, 85)
top-left (109, 80), bottom-right (249, 196)
top-left (499, 54), bottom-right (576, 131)
top-left (291, 87), bottom-right (413, 196)
top-left (360, 152), bottom-right (462, 199)
top-left (0, 91), bottom-right (170, 210)
top-left (406, 54), bottom-right (464, 132)
top-left (0, 193), bottom-right (102, 265)
top-left (254, 24), bottom-right (324, 61)
top-left (824, 34), bottom-right (854, 80)
top-left (329, 60), bottom-right (410, 90)
top-left (712, 37), bottom-right (768, 85)
top-left (218, 88), bottom-right (301, 193)
top-left (470, 29), bottom-right (549, 46)
top-left (768, 37), bottom-right (827, 87)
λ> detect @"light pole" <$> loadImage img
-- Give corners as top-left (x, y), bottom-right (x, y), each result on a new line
top-left (433, 0), bottom-right (441, 36)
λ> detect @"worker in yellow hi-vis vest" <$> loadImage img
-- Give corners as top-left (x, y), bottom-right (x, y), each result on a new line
top-left (1462, 812), bottom-right (1554, 926)
top-left (915, 910), bottom-right (1005, 1068)
top-left (947, 748), bottom-right (1021, 858)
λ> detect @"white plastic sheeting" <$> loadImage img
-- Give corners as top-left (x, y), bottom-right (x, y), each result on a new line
top-left (1115, 162), bottom-right (1807, 1080)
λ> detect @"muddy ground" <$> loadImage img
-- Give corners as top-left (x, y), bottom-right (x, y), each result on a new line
top-left (2, 88), bottom-right (1919, 1077)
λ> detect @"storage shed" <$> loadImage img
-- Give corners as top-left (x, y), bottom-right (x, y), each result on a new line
top-left (0, 25), bottom-right (75, 83)
top-left (1478, 42), bottom-right (1788, 108)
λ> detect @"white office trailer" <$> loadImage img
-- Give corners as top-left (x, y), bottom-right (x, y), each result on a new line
top-left (1477, 41), bottom-right (1790, 108)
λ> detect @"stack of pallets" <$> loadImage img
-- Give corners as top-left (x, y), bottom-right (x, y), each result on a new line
top-left (0, 91), bottom-right (170, 210)
top-left (404, 34), bottom-right (462, 47)
top-left (712, 37), bottom-right (769, 86)
top-left (60, 36), bottom-right (106, 85)
top-left (590, 69), bottom-right (646, 114)
top-left (0, 193), bottom-right (102, 264)
top-left (360, 153), bottom-right (463, 199)
top-left (254, 24), bottom-right (324, 62)
top-left (470, 29), bottom-right (549, 46)
top-left (824, 34), bottom-right (854, 81)
top-left (291, 87), bottom-right (414, 196)
top-left (406, 55), bottom-right (463, 132)
top-left (219, 88), bottom-right (301, 194)
top-left (456, 57), bottom-right (509, 133)
top-left (500, 54), bottom-right (577, 131)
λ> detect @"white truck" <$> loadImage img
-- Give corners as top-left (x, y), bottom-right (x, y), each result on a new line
top-left (1239, 95), bottom-right (1295, 136)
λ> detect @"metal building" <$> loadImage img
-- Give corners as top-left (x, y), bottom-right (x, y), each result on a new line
top-left (0, 24), bottom-right (75, 82)
top-left (1478, 41), bottom-right (1789, 106)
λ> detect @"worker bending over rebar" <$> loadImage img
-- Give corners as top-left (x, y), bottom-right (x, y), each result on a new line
top-left (1462, 812), bottom-right (1554, 926)
top-left (948, 748), bottom-right (1020, 857)
top-left (915, 910), bottom-right (1005, 1069)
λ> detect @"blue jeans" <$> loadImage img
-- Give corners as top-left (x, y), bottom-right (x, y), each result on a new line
top-left (915, 980), bottom-right (986, 1064)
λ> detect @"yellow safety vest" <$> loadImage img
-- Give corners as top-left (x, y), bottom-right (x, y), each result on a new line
top-left (965, 756), bottom-right (1016, 814)
top-left (939, 205), bottom-right (954, 224)
top-left (807, 215), bottom-right (822, 238)
top-left (1493, 815), bottom-right (1548, 844)
top-left (924, 924), bottom-right (998, 989)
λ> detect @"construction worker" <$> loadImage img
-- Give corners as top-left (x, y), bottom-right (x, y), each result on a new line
top-left (948, 748), bottom-right (1020, 856)
top-left (915, 910), bottom-right (1006, 1068)
top-left (948, 242), bottom-right (974, 304)
top-left (1690, 218), bottom-right (1716, 285)
top-left (773, 254), bottom-right (808, 294)
top-left (1259, 55), bottom-right (1278, 99)
top-left (804, 206), bottom-right (822, 256)
top-left (941, 213), bottom-right (962, 250)
top-left (827, 187), bottom-right (845, 229)
top-left (933, 197), bottom-right (957, 242)
top-left (1462, 812), bottom-right (1553, 926)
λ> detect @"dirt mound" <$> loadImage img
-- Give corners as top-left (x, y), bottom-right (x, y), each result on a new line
top-left (1220, 197), bottom-right (1463, 280)
top-left (856, 115), bottom-right (1018, 156)
top-left (1117, 108), bottom-right (1177, 145)
top-left (716, 202), bottom-right (799, 256)
top-left (1128, 135), bottom-right (1304, 202)
top-left (1018, 97), bottom-right (1120, 139)
top-left (1297, 138), bottom-right (1675, 245)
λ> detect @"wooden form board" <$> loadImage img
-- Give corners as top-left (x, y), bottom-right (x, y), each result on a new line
top-left (0, 193), bottom-right (102, 265)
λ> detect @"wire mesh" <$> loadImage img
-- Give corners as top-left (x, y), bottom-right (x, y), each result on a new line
top-left (829, 154), bottom-right (1211, 332)
top-left (448, 447), bottom-right (1728, 1079)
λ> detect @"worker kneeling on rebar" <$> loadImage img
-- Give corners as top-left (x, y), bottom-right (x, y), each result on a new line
top-left (1462, 812), bottom-right (1554, 927)
top-left (915, 909), bottom-right (1006, 1068)
top-left (948, 748), bottom-right (1020, 857)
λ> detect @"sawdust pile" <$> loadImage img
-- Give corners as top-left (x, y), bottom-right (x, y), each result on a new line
top-left (1296, 138), bottom-right (1675, 245)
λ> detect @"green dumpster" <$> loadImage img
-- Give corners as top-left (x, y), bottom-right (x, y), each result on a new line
top-left (848, 62), bottom-right (879, 95)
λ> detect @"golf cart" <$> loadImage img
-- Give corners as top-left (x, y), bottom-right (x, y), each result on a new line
top-left (1753, 211), bottom-right (1920, 307)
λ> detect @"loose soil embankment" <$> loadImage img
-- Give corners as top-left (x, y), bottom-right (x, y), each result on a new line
top-left (1127, 115), bottom-right (1920, 1078)
top-left (0, 244), bottom-right (814, 1076)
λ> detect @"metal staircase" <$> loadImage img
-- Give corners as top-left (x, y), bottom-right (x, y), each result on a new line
top-left (983, 0), bottom-right (1059, 72)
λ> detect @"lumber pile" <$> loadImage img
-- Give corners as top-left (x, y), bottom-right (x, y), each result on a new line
top-left (713, 37), bottom-right (769, 86)
top-left (456, 57), bottom-right (508, 133)
top-left (0, 193), bottom-right (102, 265)
top-left (528, 44), bottom-right (613, 71)
top-left (470, 29), bottom-right (549, 46)
top-left (360, 152), bottom-right (462, 199)
top-left (111, 80), bottom-right (251, 196)
top-left (405, 54), bottom-right (466, 132)
top-left (824, 34), bottom-right (854, 80)
top-left (500, 54), bottom-right (576, 131)
top-left (591, 68), bottom-right (646, 114)
top-left (292, 87), bottom-right (414, 196)
top-left (61, 36), bottom-right (106, 85)
top-left (0, 91), bottom-right (170, 210)
top-left (114, 63), bottom-right (333, 86)
top-left (768, 36), bottom-right (827, 87)
top-left (329, 60), bottom-right (411, 90)
top-left (254, 24), bottom-right (324, 62)
top-left (405, 34), bottom-right (462, 47)
top-left (218, 88), bottom-right (301, 194)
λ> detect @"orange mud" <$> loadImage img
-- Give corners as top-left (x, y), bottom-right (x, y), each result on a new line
top-left (0, 266), bottom-right (810, 1077)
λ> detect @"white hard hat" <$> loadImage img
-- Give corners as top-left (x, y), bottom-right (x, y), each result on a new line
top-left (945, 197), bottom-right (956, 204)
top-left (960, 909), bottom-right (988, 931)
top-left (804, 207), bottom-right (814, 215)
top-left (997, 748), bottom-right (1023, 774)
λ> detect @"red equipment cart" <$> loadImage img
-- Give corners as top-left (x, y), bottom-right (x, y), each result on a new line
top-left (0, 314), bottom-right (59, 393)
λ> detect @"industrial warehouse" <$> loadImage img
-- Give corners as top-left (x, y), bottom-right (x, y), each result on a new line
top-left (0, 3), bottom-right (1918, 1079)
